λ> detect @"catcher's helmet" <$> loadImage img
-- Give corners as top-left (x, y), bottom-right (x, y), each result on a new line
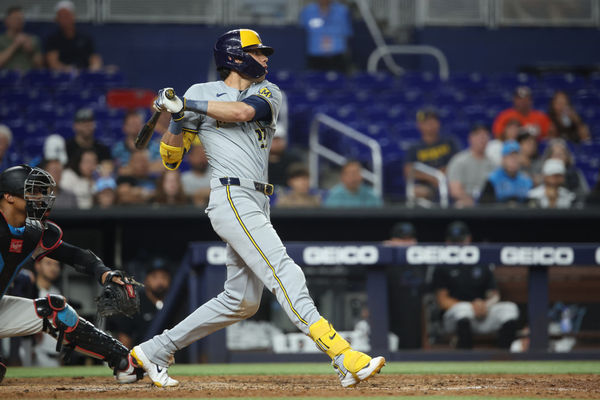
top-left (0, 165), bottom-right (56, 222)
top-left (214, 29), bottom-right (274, 79)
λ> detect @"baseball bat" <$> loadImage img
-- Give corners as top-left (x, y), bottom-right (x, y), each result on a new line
top-left (134, 89), bottom-right (176, 149)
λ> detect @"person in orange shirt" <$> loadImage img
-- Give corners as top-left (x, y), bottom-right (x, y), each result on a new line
top-left (492, 86), bottom-right (551, 141)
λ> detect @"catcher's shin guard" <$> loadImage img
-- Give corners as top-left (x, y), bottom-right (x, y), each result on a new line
top-left (34, 294), bottom-right (130, 371)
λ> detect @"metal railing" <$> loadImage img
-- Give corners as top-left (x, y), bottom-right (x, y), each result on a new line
top-left (405, 161), bottom-right (449, 208)
top-left (367, 44), bottom-right (450, 80)
top-left (308, 113), bottom-right (383, 197)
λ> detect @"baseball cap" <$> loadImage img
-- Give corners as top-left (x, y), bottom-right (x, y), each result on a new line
top-left (95, 177), bottom-right (116, 192)
top-left (416, 108), bottom-right (439, 122)
top-left (55, 0), bottom-right (75, 13)
top-left (390, 222), bottom-right (416, 239)
top-left (74, 108), bottom-right (95, 122)
top-left (446, 221), bottom-right (471, 242)
top-left (43, 134), bottom-right (68, 165)
top-left (542, 159), bottom-right (566, 176)
top-left (514, 86), bottom-right (532, 98)
top-left (502, 140), bottom-right (520, 156)
top-left (146, 257), bottom-right (170, 275)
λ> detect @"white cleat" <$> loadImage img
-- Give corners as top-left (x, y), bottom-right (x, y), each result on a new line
top-left (130, 345), bottom-right (179, 387)
top-left (333, 353), bottom-right (386, 388)
top-left (115, 354), bottom-right (144, 384)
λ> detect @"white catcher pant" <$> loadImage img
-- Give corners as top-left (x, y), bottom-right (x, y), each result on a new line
top-left (140, 185), bottom-right (321, 366)
top-left (443, 301), bottom-right (519, 335)
top-left (0, 295), bottom-right (44, 338)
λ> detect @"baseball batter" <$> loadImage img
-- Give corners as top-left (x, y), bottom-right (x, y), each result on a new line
top-left (0, 165), bottom-right (142, 384)
top-left (130, 29), bottom-right (385, 388)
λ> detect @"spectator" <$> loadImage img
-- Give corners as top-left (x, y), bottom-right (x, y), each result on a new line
top-left (275, 164), bottom-right (321, 208)
top-left (152, 170), bottom-right (189, 206)
top-left (486, 118), bottom-right (521, 167)
top-left (268, 129), bottom-right (301, 189)
top-left (541, 138), bottom-right (589, 200)
top-left (181, 144), bottom-right (211, 207)
top-left (94, 176), bottom-right (117, 208)
top-left (383, 221), bottom-right (417, 246)
top-left (0, 6), bottom-right (42, 71)
top-left (516, 130), bottom-right (542, 185)
top-left (528, 159), bottom-right (576, 209)
top-left (108, 260), bottom-right (172, 349)
top-left (40, 158), bottom-right (78, 209)
top-left (116, 149), bottom-right (156, 205)
top-left (492, 86), bottom-right (551, 140)
top-left (547, 90), bottom-right (590, 143)
top-left (479, 141), bottom-right (533, 205)
top-left (299, 0), bottom-right (352, 72)
top-left (112, 110), bottom-right (163, 175)
top-left (45, 0), bottom-right (102, 71)
top-left (0, 123), bottom-right (13, 171)
top-left (61, 149), bottom-right (98, 209)
top-left (447, 124), bottom-right (495, 207)
top-left (32, 257), bottom-right (61, 367)
top-left (324, 160), bottom-right (382, 207)
top-left (431, 221), bottom-right (519, 349)
top-left (404, 109), bottom-right (460, 200)
top-left (65, 108), bottom-right (113, 173)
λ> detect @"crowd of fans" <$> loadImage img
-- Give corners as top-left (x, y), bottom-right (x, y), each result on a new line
top-left (0, 1), bottom-right (598, 210)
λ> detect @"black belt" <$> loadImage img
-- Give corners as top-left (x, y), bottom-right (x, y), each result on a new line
top-left (219, 177), bottom-right (274, 196)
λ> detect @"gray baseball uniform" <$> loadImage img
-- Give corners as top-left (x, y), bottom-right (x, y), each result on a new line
top-left (140, 80), bottom-right (322, 366)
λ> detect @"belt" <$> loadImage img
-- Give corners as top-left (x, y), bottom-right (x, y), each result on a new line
top-left (213, 177), bottom-right (274, 196)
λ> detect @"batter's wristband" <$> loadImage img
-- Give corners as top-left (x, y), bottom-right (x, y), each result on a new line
top-left (183, 98), bottom-right (208, 115)
top-left (168, 118), bottom-right (183, 135)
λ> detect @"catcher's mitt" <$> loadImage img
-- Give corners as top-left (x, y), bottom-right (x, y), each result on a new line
top-left (96, 270), bottom-right (143, 318)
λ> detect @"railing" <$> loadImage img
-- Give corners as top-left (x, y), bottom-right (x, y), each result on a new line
top-left (405, 161), bottom-right (449, 208)
top-left (367, 45), bottom-right (450, 80)
top-left (308, 113), bottom-right (383, 197)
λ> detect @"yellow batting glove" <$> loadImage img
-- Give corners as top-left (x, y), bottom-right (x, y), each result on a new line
top-left (160, 142), bottom-right (184, 170)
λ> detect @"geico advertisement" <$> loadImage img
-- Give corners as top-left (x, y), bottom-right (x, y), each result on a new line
top-left (303, 246), bottom-right (379, 265)
top-left (500, 246), bottom-right (574, 265)
top-left (406, 246), bottom-right (480, 264)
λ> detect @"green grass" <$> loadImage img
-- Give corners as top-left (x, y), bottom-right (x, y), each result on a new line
top-left (6, 360), bottom-right (600, 378)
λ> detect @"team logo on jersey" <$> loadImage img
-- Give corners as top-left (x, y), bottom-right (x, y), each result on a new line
top-left (259, 87), bottom-right (272, 98)
top-left (9, 239), bottom-right (23, 253)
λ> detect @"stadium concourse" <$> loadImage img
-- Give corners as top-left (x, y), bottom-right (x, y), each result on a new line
top-left (2, 68), bottom-right (599, 201)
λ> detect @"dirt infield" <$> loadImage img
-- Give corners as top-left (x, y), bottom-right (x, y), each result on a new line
top-left (1, 374), bottom-right (599, 399)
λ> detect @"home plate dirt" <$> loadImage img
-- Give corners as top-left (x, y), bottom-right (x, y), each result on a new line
top-left (1, 374), bottom-right (599, 398)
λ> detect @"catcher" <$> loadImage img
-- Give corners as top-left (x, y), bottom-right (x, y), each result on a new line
top-left (0, 165), bottom-right (143, 384)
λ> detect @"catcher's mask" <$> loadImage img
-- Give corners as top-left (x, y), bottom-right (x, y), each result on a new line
top-left (214, 29), bottom-right (274, 79)
top-left (0, 165), bottom-right (58, 223)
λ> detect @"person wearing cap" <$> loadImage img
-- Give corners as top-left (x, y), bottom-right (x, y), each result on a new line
top-left (324, 160), bottom-right (382, 207)
top-left (275, 163), bottom-right (321, 208)
top-left (492, 86), bottom-right (551, 140)
top-left (45, 0), bottom-right (102, 71)
top-left (0, 6), bottom-right (43, 71)
top-left (528, 159), bottom-right (576, 209)
top-left (404, 108), bottom-right (460, 201)
top-left (39, 158), bottom-right (78, 209)
top-left (540, 138), bottom-right (589, 201)
top-left (447, 124), bottom-right (495, 207)
top-left (107, 260), bottom-right (172, 350)
top-left (479, 140), bottom-right (533, 205)
top-left (65, 107), bottom-right (113, 173)
top-left (383, 221), bottom-right (417, 246)
top-left (94, 176), bottom-right (117, 208)
top-left (431, 221), bottom-right (519, 349)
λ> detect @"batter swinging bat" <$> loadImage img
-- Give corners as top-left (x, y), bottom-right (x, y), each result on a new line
top-left (134, 89), bottom-right (176, 149)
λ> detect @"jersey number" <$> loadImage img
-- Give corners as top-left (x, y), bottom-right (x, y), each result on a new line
top-left (255, 128), bottom-right (267, 149)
